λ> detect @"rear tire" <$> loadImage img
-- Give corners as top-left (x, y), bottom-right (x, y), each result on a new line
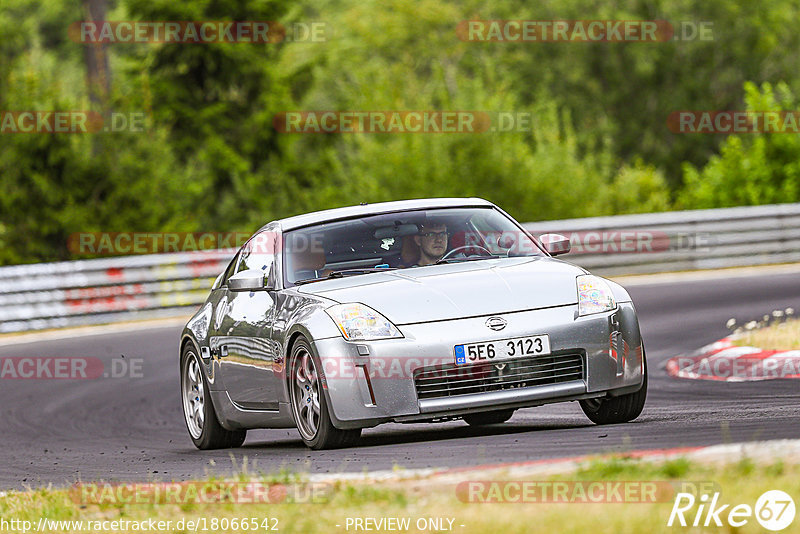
top-left (181, 345), bottom-right (247, 450)
top-left (580, 352), bottom-right (648, 425)
top-left (463, 409), bottom-right (515, 426)
top-left (288, 337), bottom-right (361, 450)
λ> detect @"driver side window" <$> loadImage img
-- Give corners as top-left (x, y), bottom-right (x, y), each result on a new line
top-left (218, 252), bottom-right (241, 288)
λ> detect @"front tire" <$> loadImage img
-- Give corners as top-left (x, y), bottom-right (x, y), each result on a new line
top-left (288, 337), bottom-right (361, 450)
top-left (580, 352), bottom-right (648, 425)
top-left (181, 345), bottom-right (246, 450)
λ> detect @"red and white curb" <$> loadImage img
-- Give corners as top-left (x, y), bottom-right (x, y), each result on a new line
top-left (666, 337), bottom-right (800, 381)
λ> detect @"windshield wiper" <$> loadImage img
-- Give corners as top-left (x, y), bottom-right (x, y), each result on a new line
top-left (434, 255), bottom-right (498, 265)
top-left (325, 267), bottom-right (398, 278)
top-left (294, 278), bottom-right (325, 285)
top-left (294, 267), bottom-right (397, 285)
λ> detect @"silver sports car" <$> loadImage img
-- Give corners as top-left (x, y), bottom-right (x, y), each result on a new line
top-left (180, 198), bottom-right (647, 450)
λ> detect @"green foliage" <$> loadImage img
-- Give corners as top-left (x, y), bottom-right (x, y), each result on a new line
top-left (606, 161), bottom-right (672, 215)
top-left (677, 82), bottom-right (800, 209)
top-left (482, 0), bottom-right (800, 186)
top-left (0, 20), bottom-right (207, 263)
top-left (258, 0), bottom-right (667, 223)
top-left (1, 0), bottom-right (800, 264)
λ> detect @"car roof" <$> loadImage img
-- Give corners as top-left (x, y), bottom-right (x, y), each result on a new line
top-left (271, 197), bottom-right (495, 231)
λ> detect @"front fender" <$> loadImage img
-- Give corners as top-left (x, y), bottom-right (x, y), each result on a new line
top-left (281, 297), bottom-right (341, 353)
top-left (180, 302), bottom-right (224, 390)
top-left (276, 292), bottom-right (341, 404)
top-left (606, 279), bottom-right (633, 303)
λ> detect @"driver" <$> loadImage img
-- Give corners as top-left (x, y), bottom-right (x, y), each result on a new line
top-left (413, 223), bottom-right (449, 266)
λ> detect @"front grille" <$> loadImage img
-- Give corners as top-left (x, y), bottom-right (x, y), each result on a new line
top-left (413, 353), bottom-right (584, 400)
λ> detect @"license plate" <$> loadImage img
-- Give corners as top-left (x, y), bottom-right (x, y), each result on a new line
top-left (454, 335), bottom-right (551, 365)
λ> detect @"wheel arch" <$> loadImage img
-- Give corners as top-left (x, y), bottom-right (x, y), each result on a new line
top-left (180, 334), bottom-right (199, 359)
top-left (282, 325), bottom-right (348, 429)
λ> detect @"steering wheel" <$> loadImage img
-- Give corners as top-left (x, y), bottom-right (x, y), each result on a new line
top-left (439, 245), bottom-right (493, 262)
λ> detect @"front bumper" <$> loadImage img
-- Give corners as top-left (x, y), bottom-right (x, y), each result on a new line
top-left (312, 302), bottom-right (643, 429)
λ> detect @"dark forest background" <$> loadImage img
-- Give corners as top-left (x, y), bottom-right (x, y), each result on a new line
top-left (2, 0), bottom-right (799, 264)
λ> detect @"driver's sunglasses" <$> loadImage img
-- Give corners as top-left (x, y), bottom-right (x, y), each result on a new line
top-left (420, 230), bottom-right (449, 239)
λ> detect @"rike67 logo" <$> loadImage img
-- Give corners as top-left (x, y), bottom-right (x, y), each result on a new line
top-left (668, 490), bottom-right (795, 531)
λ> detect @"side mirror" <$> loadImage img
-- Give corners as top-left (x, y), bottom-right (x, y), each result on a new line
top-left (228, 268), bottom-right (273, 292)
top-left (540, 233), bottom-right (571, 256)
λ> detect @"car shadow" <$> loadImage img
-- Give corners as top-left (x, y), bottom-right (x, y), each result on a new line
top-left (240, 419), bottom-right (597, 451)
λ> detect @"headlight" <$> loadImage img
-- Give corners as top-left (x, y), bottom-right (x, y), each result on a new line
top-left (325, 303), bottom-right (403, 341)
top-left (577, 275), bottom-right (617, 316)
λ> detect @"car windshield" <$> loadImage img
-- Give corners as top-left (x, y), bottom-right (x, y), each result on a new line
top-left (282, 207), bottom-right (546, 287)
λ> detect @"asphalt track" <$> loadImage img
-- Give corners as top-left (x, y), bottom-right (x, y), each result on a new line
top-left (2, 267), bottom-right (799, 490)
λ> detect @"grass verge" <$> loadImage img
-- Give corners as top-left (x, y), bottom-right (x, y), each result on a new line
top-left (732, 317), bottom-right (800, 351)
top-left (1, 455), bottom-right (798, 533)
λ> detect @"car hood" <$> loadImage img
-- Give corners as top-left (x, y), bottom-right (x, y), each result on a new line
top-left (296, 257), bottom-right (585, 324)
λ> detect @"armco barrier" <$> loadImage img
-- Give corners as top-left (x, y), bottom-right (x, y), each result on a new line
top-left (0, 251), bottom-right (233, 333)
top-left (1, 203), bottom-right (799, 333)
top-left (523, 203), bottom-right (800, 276)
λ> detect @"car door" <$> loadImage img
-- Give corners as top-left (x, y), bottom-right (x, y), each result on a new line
top-left (211, 227), bottom-right (281, 410)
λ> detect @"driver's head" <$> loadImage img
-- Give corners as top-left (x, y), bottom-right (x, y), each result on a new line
top-left (414, 223), bottom-right (449, 265)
